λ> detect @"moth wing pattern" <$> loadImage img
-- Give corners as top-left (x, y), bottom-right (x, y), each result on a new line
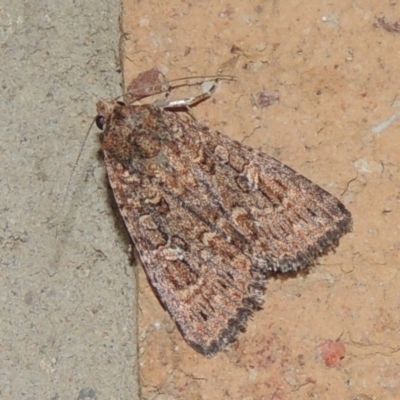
top-left (96, 95), bottom-right (352, 356)
top-left (195, 125), bottom-right (352, 273)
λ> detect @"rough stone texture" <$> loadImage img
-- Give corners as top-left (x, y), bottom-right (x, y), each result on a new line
top-left (119, 0), bottom-right (400, 399)
top-left (0, 0), bottom-right (139, 398)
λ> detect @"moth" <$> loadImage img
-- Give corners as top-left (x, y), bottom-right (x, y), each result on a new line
top-left (95, 71), bottom-right (352, 356)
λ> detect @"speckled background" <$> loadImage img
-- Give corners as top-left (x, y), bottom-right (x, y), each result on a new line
top-left (3, 0), bottom-right (400, 399)
top-left (121, 1), bottom-right (400, 399)
top-left (0, 0), bottom-right (138, 398)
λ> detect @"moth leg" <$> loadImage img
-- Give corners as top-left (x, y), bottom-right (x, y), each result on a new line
top-left (154, 80), bottom-right (218, 111)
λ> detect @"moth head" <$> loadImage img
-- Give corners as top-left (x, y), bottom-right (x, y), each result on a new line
top-left (95, 100), bottom-right (125, 131)
top-left (95, 115), bottom-right (105, 130)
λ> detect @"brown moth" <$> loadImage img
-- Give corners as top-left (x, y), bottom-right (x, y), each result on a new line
top-left (95, 72), bottom-right (352, 356)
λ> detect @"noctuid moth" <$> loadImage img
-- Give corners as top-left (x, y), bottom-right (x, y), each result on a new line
top-left (95, 71), bottom-right (352, 356)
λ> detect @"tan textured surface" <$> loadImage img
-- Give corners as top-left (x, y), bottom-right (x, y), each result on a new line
top-left (120, 1), bottom-right (400, 399)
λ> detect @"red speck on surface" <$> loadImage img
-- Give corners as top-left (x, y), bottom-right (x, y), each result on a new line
top-left (318, 340), bottom-right (346, 367)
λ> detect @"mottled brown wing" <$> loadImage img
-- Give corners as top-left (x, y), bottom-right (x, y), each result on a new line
top-left (194, 121), bottom-right (352, 273)
top-left (98, 100), bottom-right (351, 356)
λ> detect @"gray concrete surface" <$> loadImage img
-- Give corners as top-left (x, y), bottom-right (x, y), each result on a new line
top-left (0, 1), bottom-right (139, 398)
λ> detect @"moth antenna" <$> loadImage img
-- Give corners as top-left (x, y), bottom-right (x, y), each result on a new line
top-left (122, 73), bottom-right (236, 103)
top-left (56, 117), bottom-right (96, 238)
